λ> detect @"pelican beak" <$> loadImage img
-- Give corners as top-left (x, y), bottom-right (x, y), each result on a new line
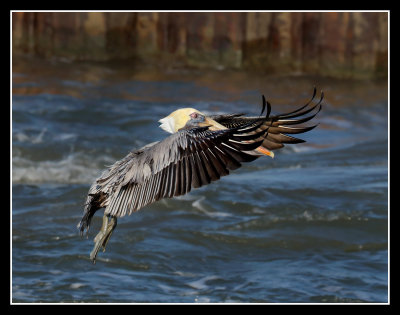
top-left (200, 117), bottom-right (227, 131)
top-left (255, 146), bottom-right (275, 158)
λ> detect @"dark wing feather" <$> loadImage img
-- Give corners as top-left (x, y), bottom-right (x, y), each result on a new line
top-left (81, 121), bottom-right (268, 228)
top-left (211, 89), bottom-right (323, 151)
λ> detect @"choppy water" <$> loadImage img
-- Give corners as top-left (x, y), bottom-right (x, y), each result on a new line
top-left (12, 57), bottom-right (389, 303)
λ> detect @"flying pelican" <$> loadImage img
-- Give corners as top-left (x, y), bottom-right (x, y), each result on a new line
top-left (78, 88), bottom-right (323, 263)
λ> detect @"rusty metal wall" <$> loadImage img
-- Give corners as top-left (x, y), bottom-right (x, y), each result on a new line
top-left (12, 12), bottom-right (388, 79)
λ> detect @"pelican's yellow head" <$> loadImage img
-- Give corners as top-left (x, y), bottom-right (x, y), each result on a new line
top-left (159, 108), bottom-right (226, 134)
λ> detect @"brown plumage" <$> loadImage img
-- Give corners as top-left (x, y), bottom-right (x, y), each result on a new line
top-left (78, 88), bottom-right (323, 263)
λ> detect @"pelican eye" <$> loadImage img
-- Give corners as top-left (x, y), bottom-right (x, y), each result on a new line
top-left (190, 112), bottom-right (198, 119)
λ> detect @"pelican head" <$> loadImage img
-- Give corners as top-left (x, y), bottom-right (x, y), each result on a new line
top-left (159, 108), bottom-right (226, 134)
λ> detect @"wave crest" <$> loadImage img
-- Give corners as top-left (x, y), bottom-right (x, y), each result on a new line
top-left (12, 153), bottom-right (111, 184)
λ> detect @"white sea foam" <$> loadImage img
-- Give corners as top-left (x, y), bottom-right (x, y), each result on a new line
top-left (194, 296), bottom-right (211, 303)
top-left (70, 283), bottom-right (86, 289)
top-left (14, 128), bottom-right (47, 144)
top-left (192, 196), bottom-right (207, 212)
top-left (192, 197), bottom-right (232, 218)
top-left (187, 275), bottom-right (220, 290)
top-left (12, 153), bottom-right (109, 184)
top-left (173, 270), bottom-right (197, 277)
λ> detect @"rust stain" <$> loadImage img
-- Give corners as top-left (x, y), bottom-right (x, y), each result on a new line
top-left (11, 12), bottom-right (388, 79)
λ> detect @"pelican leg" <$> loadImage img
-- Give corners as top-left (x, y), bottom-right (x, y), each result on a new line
top-left (90, 214), bottom-right (118, 264)
top-left (100, 215), bottom-right (117, 251)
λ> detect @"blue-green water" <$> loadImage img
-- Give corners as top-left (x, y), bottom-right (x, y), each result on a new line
top-left (12, 57), bottom-right (388, 303)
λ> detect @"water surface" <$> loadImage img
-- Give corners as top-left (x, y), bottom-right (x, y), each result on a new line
top-left (12, 57), bottom-right (388, 303)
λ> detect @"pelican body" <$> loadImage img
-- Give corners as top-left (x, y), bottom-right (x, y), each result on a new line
top-left (78, 89), bottom-right (323, 263)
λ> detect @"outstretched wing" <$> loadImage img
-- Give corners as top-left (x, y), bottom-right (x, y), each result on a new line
top-left (209, 88), bottom-right (323, 150)
top-left (88, 118), bottom-right (269, 220)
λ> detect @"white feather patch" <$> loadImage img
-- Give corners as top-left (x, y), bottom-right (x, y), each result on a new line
top-left (159, 116), bottom-right (175, 134)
